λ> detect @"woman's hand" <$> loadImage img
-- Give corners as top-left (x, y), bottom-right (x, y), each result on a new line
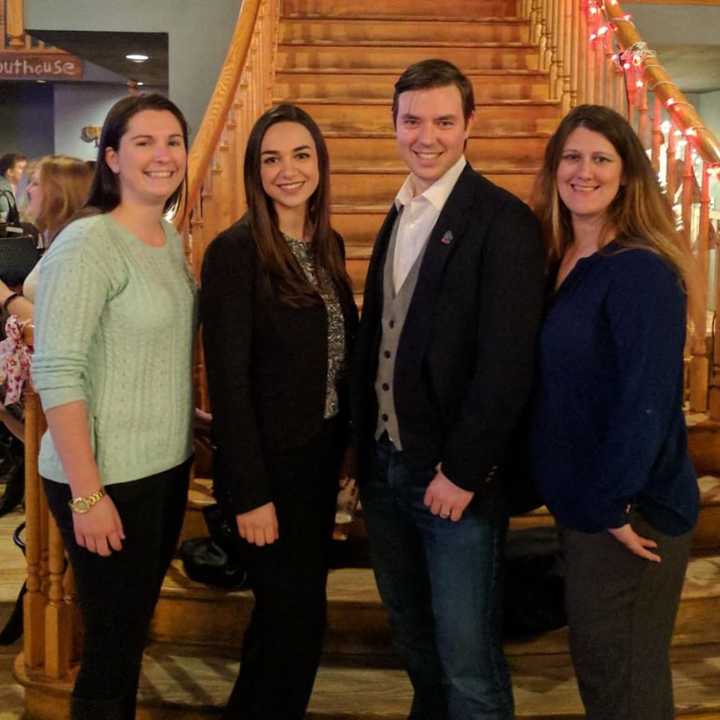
top-left (73, 494), bottom-right (125, 557)
top-left (236, 502), bottom-right (279, 546)
top-left (608, 524), bottom-right (661, 562)
top-left (193, 407), bottom-right (213, 436)
top-left (339, 446), bottom-right (357, 486)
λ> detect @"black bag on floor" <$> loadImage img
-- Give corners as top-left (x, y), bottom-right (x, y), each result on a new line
top-left (503, 526), bottom-right (567, 639)
top-left (179, 503), bottom-right (249, 590)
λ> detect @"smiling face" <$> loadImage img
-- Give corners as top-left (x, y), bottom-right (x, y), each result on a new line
top-left (394, 84), bottom-right (472, 195)
top-left (104, 109), bottom-right (186, 209)
top-left (259, 121), bottom-right (320, 222)
top-left (556, 126), bottom-right (624, 227)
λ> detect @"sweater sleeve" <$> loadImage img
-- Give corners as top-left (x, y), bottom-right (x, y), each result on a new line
top-left (32, 219), bottom-right (116, 411)
top-left (200, 227), bottom-right (272, 514)
top-left (585, 252), bottom-right (687, 529)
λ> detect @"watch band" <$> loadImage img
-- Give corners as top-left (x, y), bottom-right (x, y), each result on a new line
top-left (68, 488), bottom-right (106, 514)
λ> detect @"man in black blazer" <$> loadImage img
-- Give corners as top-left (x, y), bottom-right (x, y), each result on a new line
top-left (352, 60), bottom-right (546, 718)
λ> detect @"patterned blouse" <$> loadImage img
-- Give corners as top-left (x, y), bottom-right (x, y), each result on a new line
top-left (284, 235), bottom-right (346, 419)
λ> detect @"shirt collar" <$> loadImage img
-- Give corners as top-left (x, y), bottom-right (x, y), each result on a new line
top-left (394, 155), bottom-right (467, 211)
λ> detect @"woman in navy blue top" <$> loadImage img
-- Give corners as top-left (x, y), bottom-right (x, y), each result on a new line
top-left (530, 105), bottom-right (701, 720)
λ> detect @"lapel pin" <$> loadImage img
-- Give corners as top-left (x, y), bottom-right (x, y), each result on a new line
top-left (440, 230), bottom-right (453, 245)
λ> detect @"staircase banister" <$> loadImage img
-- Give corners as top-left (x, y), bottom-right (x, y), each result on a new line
top-left (605, 4), bottom-right (720, 166)
top-left (184, 0), bottom-right (263, 218)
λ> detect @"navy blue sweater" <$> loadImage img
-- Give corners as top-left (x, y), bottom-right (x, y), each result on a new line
top-left (529, 243), bottom-right (699, 535)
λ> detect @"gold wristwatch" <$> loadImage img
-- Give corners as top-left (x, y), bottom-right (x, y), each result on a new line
top-left (68, 488), bottom-right (106, 514)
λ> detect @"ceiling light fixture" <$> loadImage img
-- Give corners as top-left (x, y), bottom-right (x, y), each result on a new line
top-left (126, 53), bottom-right (149, 63)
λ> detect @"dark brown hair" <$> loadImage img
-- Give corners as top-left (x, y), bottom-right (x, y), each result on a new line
top-left (243, 103), bottom-right (351, 307)
top-left (392, 59), bottom-right (475, 126)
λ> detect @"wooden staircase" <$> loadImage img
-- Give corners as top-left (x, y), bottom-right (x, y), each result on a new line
top-left (14, 0), bottom-right (720, 718)
top-left (276, 0), bottom-right (562, 295)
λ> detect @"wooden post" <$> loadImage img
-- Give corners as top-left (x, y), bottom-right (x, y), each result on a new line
top-left (666, 123), bottom-right (678, 201)
top-left (23, 386), bottom-right (47, 671)
top-left (651, 95), bottom-right (663, 173)
top-left (577, 0), bottom-right (588, 103)
top-left (6, 0), bottom-right (26, 48)
top-left (44, 515), bottom-right (73, 679)
top-left (569, 0), bottom-right (579, 107)
top-left (637, 81), bottom-right (650, 150)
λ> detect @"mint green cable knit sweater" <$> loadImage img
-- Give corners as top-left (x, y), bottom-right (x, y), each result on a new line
top-left (32, 214), bottom-right (196, 485)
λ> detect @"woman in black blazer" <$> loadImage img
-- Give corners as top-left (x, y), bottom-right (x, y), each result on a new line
top-left (200, 104), bottom-right (357, 720)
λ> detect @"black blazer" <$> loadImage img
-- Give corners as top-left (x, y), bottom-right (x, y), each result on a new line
top-left (201, 218), bottom-right (359, 514)
top-left (351, 164), bottom-right (545, 496)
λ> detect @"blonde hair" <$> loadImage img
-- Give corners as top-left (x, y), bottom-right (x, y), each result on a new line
top-left (34, 155), bottom-right (93, 242)
top-left (532, 104), bottom-right (704, 331)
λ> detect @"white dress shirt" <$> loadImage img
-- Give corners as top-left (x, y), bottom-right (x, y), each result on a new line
top-left (392, 155), bottom-right (467, 293)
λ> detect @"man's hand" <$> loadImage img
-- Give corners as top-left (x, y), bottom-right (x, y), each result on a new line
top-left (423, 466), bottom-right (474, 522)
top-left (608, 524), bottom-right (661, 562)
top-left (73, 495), bottom-right (125, 557)
top-left (237, 502), bottom-right (279, 546)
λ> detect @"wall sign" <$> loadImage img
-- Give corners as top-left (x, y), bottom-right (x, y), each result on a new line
top-left (0, 52), bottom-right (83, 80)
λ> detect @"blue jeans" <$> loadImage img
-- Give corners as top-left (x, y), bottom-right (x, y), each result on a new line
top-left (360, 436), bottom-right (513, 720)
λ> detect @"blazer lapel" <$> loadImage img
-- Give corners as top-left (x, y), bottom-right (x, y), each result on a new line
top-left (364, 204), bottom-right (398, 318)
top-left (399, 165), bottom-right (476, 361)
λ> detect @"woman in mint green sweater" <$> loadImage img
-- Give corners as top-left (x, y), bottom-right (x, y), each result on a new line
top-left (32, 94), bottom-right (196, 720)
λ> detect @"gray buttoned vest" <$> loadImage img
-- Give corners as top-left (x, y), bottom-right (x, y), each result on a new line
top-left (375, 212), bottom-right (430, 448)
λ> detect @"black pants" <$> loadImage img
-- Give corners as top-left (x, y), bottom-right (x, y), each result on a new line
top-left (222, 419), bottom-right (343, 720)
top-left (43, 459), bottom-right (191, 720)
top-left (562, 513), bottom-right (692, 720)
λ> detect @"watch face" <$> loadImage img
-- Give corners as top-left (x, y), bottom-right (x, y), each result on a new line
top-left (75, 499), bottom-right (89, 513)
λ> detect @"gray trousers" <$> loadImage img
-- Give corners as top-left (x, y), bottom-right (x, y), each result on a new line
top-left (562, 514), bottom-right (692, 720)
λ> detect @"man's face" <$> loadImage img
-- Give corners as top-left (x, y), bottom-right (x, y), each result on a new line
top-left (6, 159), bottom-right (27, 185)
top-left (394, 84), bottom-right (472, 195)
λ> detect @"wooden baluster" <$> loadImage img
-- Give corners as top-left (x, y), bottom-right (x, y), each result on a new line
top-left (64, 565), bottom-right (82, 665)
top-left (551, 0), bottom-right (562, 99)
top-left (703, 166), bottom-right (720, 419)
top-left (44, 515), bottom-right (72, 679)
top-left (189, 195), bottom-right (205, 280)
top-left (666, 123), bottom-right (678, 203)
top-left (602, 36), bottom-right (614, 109)
top-left (6, 0), bottom-right (26, 48)
top-left (539, 0), bottom-right (551, 76)
top-left (686, 150), bottom-right (708, 412)
top-left (530, 0), bottom-right (542, 45)
top-left (681, 141), bottom-right (694, 251)
top-left (569, 0), bottom-right (580, 107)
top-left (23, 386), bottom-right (47, 670)
top-left (593, 36), bottom-right (603, 104)
top-left (651, 95), bottom-right (663, 173)
top-left (232, 99), bottom-right (246, 219)
top-left (560, 0), bottom-right (572, 109)
top-left (578, 0), bottom-right (588, 103)
top-left (637, 79), bottom-right (650, 150)
top-left (613, 60), bottom-right (625, 115)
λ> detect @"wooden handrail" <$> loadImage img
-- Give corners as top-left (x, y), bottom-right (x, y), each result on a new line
top-left (184, 0), bottom-right (263, 220)
top-left (605, 6), bottom-right (720, 167)
top-left (525, 0), bottom-right (720, 416)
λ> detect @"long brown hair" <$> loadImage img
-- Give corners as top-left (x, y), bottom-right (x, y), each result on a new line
top-left (244, 103), bottom-right (351, 307)
top-left (532, 104), bottom-right (704, 327)
top-left (33, 155), bottom-right (93, 243)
